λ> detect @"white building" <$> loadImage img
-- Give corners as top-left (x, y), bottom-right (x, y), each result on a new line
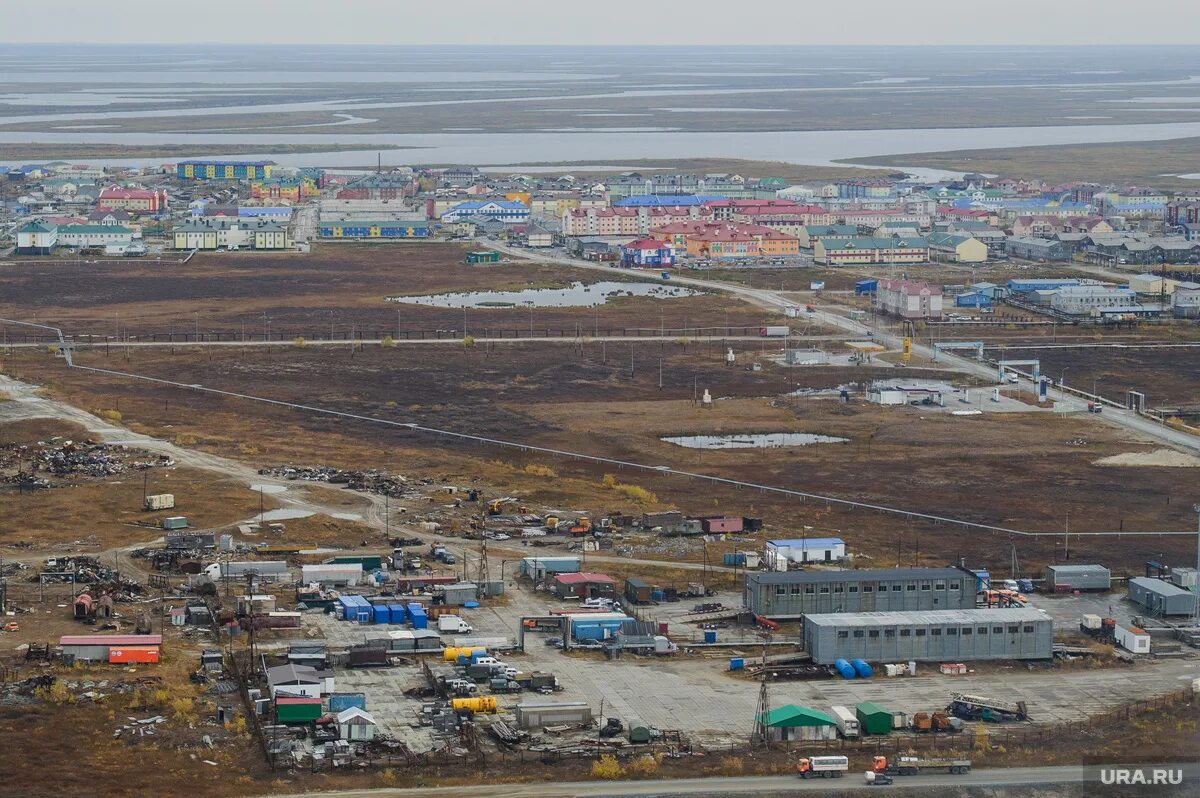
top-left (1049, 286), bottom-right (1138, 316)
top-left (1173, 284), bottom-right (1200, 318)
top-left (16, 221), bottom-right (58, 254)
top-left (57, 224), bottom-right (135, 248)
top-left (764, 538), bottom-right (846, 571)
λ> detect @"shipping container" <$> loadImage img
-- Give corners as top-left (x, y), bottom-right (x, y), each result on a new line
top-left (144, 493), bottom-right (175, 511)
top-left (1115, 625), bottom-right (1151, 654)
top-left (759, 326), bottom-right (791, 337)
top-left (371, 604), bottom-right (389, 625)
top-left (275, 697), bottom-right (322, 724)
top-left (301, 563), bottom-right (363, 587)
top-left (326, 555), bottom-right (384, 571)
top-left (109, 646), bottom-right (160, 664)
top-left (856, 702), bottom-right (893, 735)
top-left (161, 516), bottom-right (188, 530)
top-left (830, 705), bottom-right (860, 738)
top-left (328, 693), bottom-right (367, 713)
top-left (388, 604), bottom-right (407, 624)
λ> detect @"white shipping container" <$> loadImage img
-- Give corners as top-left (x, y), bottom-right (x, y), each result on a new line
top-left (1115, 625), bottom-right (1151, 654)
top-left (301, 564), bottom-right (362, 586)
top-left (144, 493), bottom-right (175, 510)
top-left (830, 705), bottom-right (860, 738)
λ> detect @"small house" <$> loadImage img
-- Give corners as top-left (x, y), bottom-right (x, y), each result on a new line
top-left (267, 664), bottom-right (322, 699)
top-left (336, 707), bottom-right (377, 741)
top-left (855, 702), bottom-right (894, 735)
top-left (552, 572), bottom-right (617, 600)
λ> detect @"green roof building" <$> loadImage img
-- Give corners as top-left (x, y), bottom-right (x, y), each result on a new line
top-left (757, 704), bottom-right (838, 741)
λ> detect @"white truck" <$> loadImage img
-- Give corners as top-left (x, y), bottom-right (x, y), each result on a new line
top-left (796, 755), bottom-right (849, 779)
top-left (830, 705), bottom-right (860, 738)
top-left (438, 614), bottom-right (474, 634)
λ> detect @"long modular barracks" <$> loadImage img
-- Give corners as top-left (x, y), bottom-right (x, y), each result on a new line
top-left (745, 567), bottom-right (977, 620)
top-left (802, 608), bottom-right (1054, 665)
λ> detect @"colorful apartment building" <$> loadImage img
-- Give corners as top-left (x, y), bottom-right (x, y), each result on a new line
top-left (250, 176), bottom-right (318, 202)
top-left (177, 160), bottom-right (273, 181)
top-left (97, 187), bottom-right (167, 213)
top-left (796, 224), bottom-right (859, 249)
top-left (441, 200), bottom-right (529, 224)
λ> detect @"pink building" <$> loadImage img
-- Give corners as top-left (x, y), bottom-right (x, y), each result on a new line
top-left (877, 279), bottom-right (944, 320)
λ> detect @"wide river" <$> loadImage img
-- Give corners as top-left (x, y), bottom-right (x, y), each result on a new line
top-left (3, 121), bottom-right (1200, 174)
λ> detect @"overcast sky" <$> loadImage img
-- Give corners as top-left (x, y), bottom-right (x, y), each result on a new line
top-left (6, 0), bottom-right (1200, 45)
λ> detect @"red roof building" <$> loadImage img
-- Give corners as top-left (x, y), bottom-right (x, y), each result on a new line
top-left (98, 186), bottom-right (167, 213)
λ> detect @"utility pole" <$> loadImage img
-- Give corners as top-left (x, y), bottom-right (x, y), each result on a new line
top-left (751, 631), bottom-right (772, 747)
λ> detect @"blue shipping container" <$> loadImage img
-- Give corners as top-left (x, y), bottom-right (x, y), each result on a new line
top-left (409, 608), bottom-right (428, 630)
top-left (372, 604), bottom-right (389, 625)
top-left (388, 604), bottom-right (406, 624)
top-left (328, 693), bottom-right (367, 712)
top-left (703, 630), bottom-right (717, 644)
top-left (729, 657), bottom-right (745, 671)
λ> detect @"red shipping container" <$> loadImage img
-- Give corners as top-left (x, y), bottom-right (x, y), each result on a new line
top-left (109, 646), bottom-right (160, 664)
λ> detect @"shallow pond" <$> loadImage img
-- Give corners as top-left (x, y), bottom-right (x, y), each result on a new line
top-left (387, 281), bottom-right (698, 308)
top-left (661, 433), bottom-right (849, 449)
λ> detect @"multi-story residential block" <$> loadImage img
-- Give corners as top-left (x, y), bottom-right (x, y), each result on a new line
top-left (814, 237), bottom-right (928, 265)
top-left (173, 218), bottom-right (291, 250)
top-left (876, 278), bottom-right (944, 319)
top-left (97, 187), bottom-right (167, 213)
top-left (177, 160), bottom-right (273, 181)
top-left (441, 200), bottom-right (529, 224)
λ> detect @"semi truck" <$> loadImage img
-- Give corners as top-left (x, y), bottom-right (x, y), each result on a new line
top-left (796, 755), bottom-right (849, 779)
top-left (872, 755), bottom-right (971, 776)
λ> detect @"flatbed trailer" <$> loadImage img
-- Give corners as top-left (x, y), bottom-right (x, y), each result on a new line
top-left (873, 755), bottom-right (971, 776)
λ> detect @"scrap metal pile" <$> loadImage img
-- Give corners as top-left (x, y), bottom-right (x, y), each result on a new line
top-left (0, 438), bottom-right (173, 489)
top-left (34, 555), bottom-right (143, 595)
top-left (257, 464), bottom-right (417, 498)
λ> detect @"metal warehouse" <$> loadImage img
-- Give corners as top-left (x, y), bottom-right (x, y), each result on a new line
top-left (1128, 577), bottom-right (1198, 617)
top-left (745, 567), bottom-right (976, 620)
top-left (802, 608), bottom-right (1053, 664)
top-left (1044, 564), bottom-right (1111, 592)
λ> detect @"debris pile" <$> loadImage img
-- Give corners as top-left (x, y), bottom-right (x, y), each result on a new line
top-left (34, 555), bottom-right (143, 594)
top-left (0, 438), bottom-right (173, 487)
top-left (258, 465), bottom-right (414, 498)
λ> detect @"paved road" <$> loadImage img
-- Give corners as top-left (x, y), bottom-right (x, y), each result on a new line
top-left (274, 763), bottom-right (1198, 797)
top-left (490, 243), bottom-right (1200, 454)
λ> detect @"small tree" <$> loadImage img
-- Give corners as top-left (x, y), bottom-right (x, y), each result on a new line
top-left (381, 335), bottom-right (396, 348)
top-left (591, 754), bottom-right (624, 780)
top-left (973, 723), bottom-right (989, 753)
top-left (293, 336), bottom-right (306, 348)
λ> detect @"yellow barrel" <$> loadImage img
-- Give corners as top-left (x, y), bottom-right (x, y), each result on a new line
top-left (452, 696), bottom-right (498, 714)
